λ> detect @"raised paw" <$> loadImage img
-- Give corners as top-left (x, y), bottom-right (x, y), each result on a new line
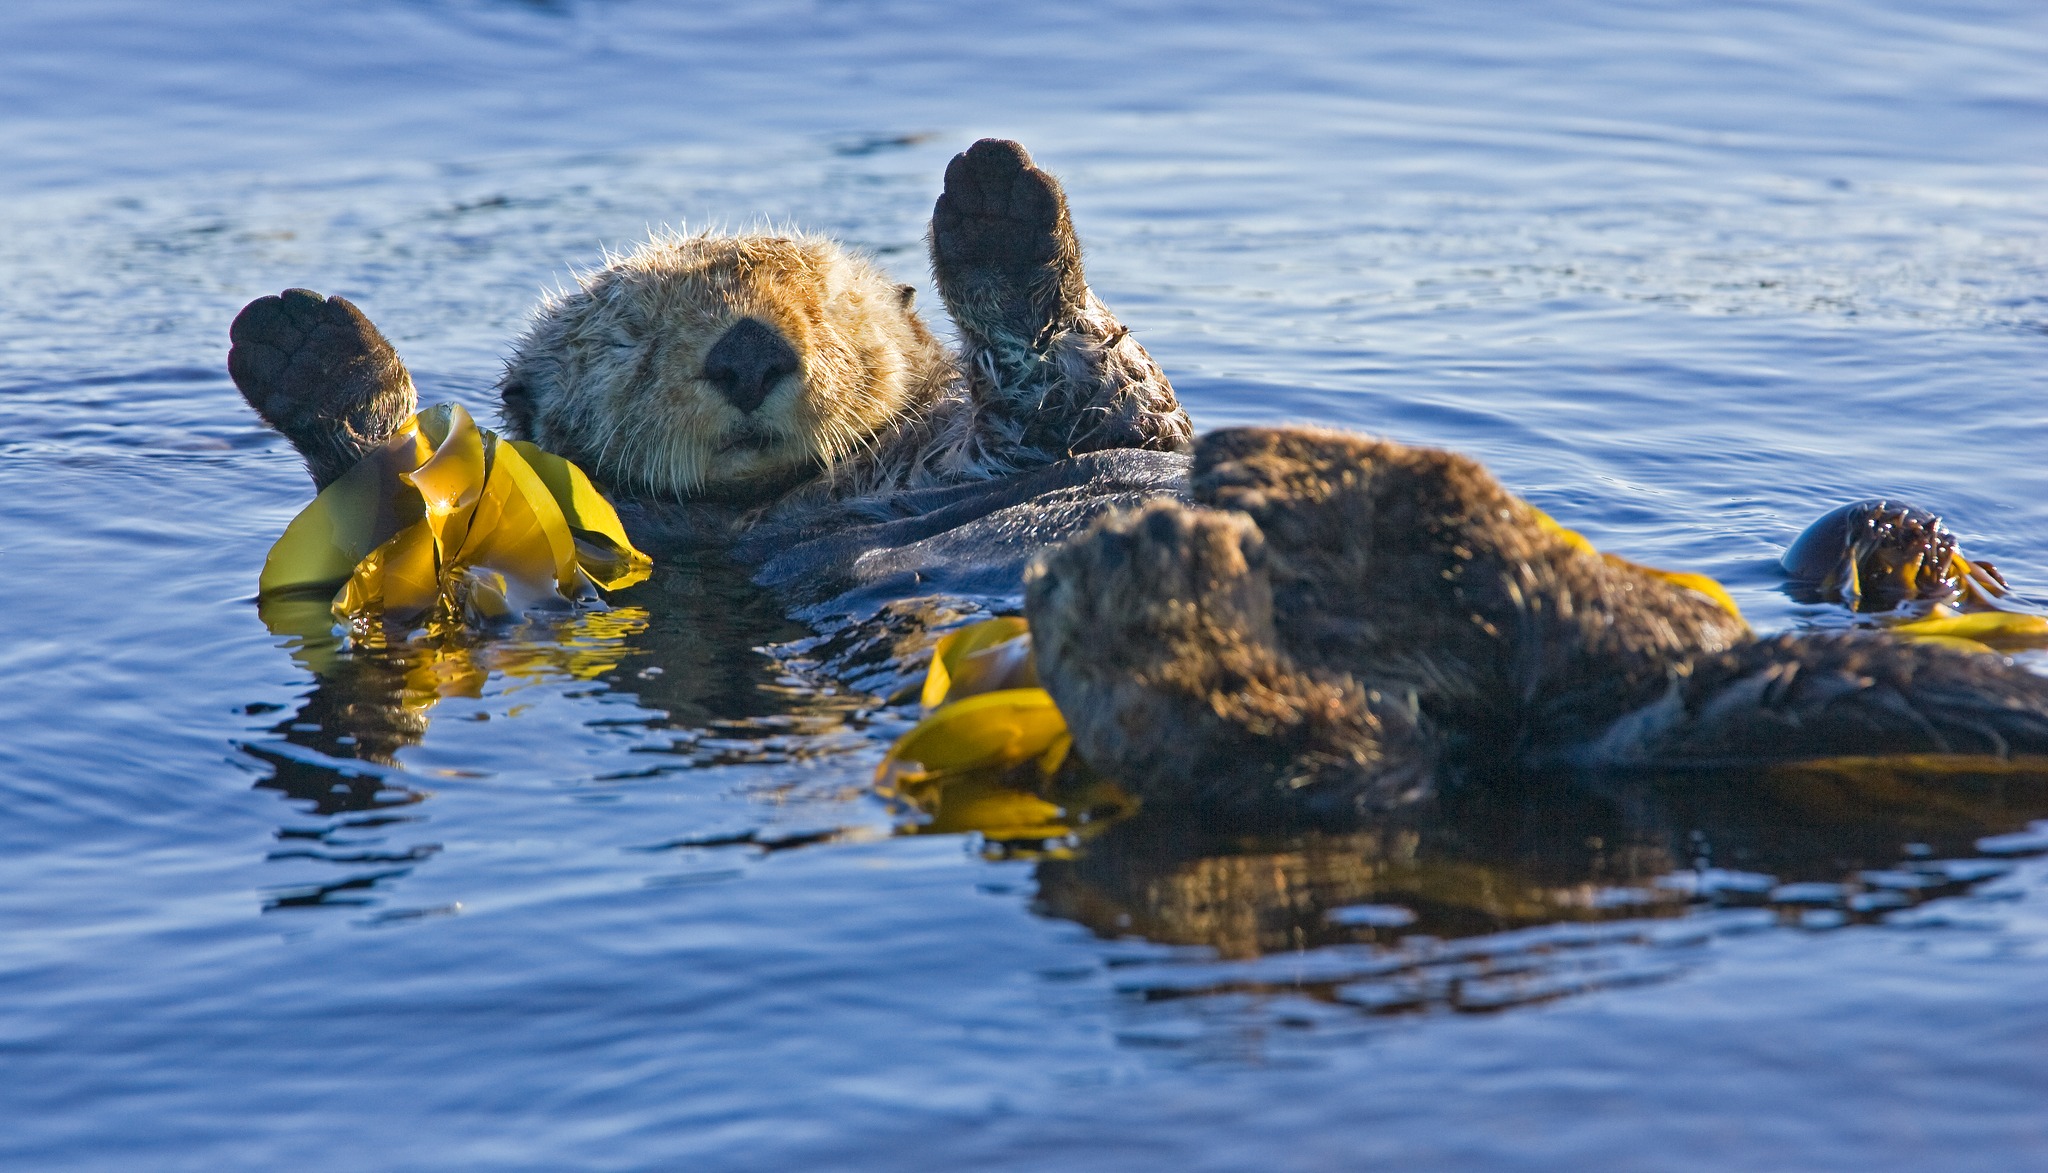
top-left (930, 138), bottom-right (1088, 351)
top-left (229, 289), bottom-right (417, 489)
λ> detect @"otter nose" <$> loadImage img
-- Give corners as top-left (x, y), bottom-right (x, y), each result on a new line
top-left (702, 317), bottom-right (799, 414)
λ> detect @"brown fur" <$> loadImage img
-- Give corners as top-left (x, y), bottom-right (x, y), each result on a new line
top-left (1026, 499), bottom-right (1436, 817)
top-left (1187, 427), bottom-right (1750, 748)
top-left (1030, 426), bottom-right (2048, 812)
top-left (1592, 631), bottom-right (2048, 764)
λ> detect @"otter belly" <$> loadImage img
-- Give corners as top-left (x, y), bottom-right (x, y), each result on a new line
top-left (743, 449), bottom-right (1192, 617)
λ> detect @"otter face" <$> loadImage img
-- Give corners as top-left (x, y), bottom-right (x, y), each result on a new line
top-left (499, 232), bottom-right (950, 502)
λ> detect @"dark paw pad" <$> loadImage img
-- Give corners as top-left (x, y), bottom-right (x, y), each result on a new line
top-left (1032, 502), bottom-right (1273, 653)
top-left (229, 289), bottom-right (415, 487)
top-left (931, 139), bottom-right (1086, 343)
top-left (229, 289), bottom-right (399, 428)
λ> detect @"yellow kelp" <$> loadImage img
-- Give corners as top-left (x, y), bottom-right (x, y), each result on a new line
top-left (258, 403), bottom-right (652, 644)
top-left (878, 617), bottom-right (1130, 846)
top-left (918, 616), bottom-right (1037, 710)
top-left (1530, 508), bottom-right (1745, 624)
top-left (1881, 608), bottom-right (2048, 653)
top-left (879, 687), bottom-right (1072, 790)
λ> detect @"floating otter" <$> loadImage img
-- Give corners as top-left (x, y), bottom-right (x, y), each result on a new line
top-left (233, 140), bottom-right (1192, 586)
top-left (238, 142), bottom-right (2048, 826)
top-left (1026, 426), bottom-right (2048, 820)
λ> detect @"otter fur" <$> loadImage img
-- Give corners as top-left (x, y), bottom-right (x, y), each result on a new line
top-left (497, 231), bottom-right (956, 505)
top-left (233, 139), bottom-right (1192, 541)
top-left (1026, 426), bottom-right (2048, 819)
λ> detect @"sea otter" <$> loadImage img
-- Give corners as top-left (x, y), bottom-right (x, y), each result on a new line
top-left (238, 141), bottom-right (2048, 823)
top-left (232, 140), bottom-right (1193, 602)
top-left (1025, 426), bottom-right (2048, 819)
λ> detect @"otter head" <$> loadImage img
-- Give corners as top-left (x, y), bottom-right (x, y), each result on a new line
top-left (498, 231), bottom-right (952, 502)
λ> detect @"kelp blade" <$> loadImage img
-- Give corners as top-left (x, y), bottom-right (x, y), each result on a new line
top-left (878, 688), bottom-right (1072, 788)
top-left (401, 403), bottom-right (488, 561)
top-left (258, 417), bottom-right (431, 597)
top-left (508, 439), bottom-right (652, 590)
top-left (1888, 610), bottom-right (2048, 652)
top-left (334, 518), bottom-right (443, 638)
top-left (921, 616), bottom-right (1035, 710)
top-left (1623, 561), bottom-right (1744, 622)
top-left (453, 436), bottom-right (585, 614)
top-left (1529, 507), bottom-right (1744, 623)
top-left (258, 403), bottom-right (653, 641)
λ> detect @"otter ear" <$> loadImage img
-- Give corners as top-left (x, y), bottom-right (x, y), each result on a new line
top-left (897, 284), bottom-right (918, 309)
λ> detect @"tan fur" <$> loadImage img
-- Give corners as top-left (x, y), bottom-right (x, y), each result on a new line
top-left (499, 231), bottom-right (955, 501)
top-left (496, 227), bottom-right (1190, 518)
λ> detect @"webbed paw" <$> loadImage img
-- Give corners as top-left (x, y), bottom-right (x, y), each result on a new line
top-left (1028, 501), bottom-right (1277, 686)
top-left (230, 289), bottom-right (417, 489)
top-left (930, 138), bottom-right (1087, 352)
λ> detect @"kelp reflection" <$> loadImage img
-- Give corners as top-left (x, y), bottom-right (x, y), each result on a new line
top-left (241, 552), bottom-right (861, 908)
top-left (898, 757), bottom-right (2048, 970)
top-left (244, 604), bottom-right (651, 813)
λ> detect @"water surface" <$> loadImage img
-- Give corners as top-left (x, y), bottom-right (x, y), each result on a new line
top-left (5, 1), bottom-right (2048, 1168)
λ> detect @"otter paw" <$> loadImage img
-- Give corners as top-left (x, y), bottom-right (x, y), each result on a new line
top-left (930, 139), bottom-right (1087, 349)
top-left (229, 289), bottom-right (416, 489)
top-left (1027, 501), bottom-right (1435, 818)
top-left (1027, 501), bottom-right (1277, 678)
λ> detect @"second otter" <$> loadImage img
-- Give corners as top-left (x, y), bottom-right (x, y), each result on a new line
top-left (1027, 426), bottom-right (2048, 820)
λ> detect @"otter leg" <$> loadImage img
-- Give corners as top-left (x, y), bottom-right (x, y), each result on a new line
top-left (1599, 632), bottom-right (2048, 765)
top-left (229, 289), bottom-right (417, 490)
top-left (929, 139), bottom-right (1191, 458)
top-left (1025, 499), bottom-right (1435, 820)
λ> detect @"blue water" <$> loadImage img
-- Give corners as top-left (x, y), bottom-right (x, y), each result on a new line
top-left (5, 1), bottom-right (2048, 1168)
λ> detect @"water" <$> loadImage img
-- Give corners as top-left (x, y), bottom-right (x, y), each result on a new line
top-left (5, 1), bottom-right (2048, 1167)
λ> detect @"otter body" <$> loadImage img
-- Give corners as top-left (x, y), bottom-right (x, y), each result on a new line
top-left (236, 144), bottom-right (2048, 823)
top-left (1027, 427), bottom-right (2048, 821)
top-left (234, 140), bottom-right (1193, 590)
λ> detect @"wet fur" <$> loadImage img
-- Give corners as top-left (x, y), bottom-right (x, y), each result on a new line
top-left (1028, 426), bottom-right (2048, 815)
top-left (498, 231), bottom-right (957, 503)
top-left (497, 139), bottom-right (1190, 521)
top-left (235, 140), bottom-right (1192, 525)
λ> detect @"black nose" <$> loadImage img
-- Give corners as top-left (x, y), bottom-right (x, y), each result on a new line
top-left (702, 317), bottom-right (799, 414)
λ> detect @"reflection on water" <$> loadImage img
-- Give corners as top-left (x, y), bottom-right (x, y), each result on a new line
top-left (246, 516), bottom-right (2048, 994)
top-left (888, 750), bottom-right (2048, 1011)
top-left (239, 550), bottom-right (870, 905)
